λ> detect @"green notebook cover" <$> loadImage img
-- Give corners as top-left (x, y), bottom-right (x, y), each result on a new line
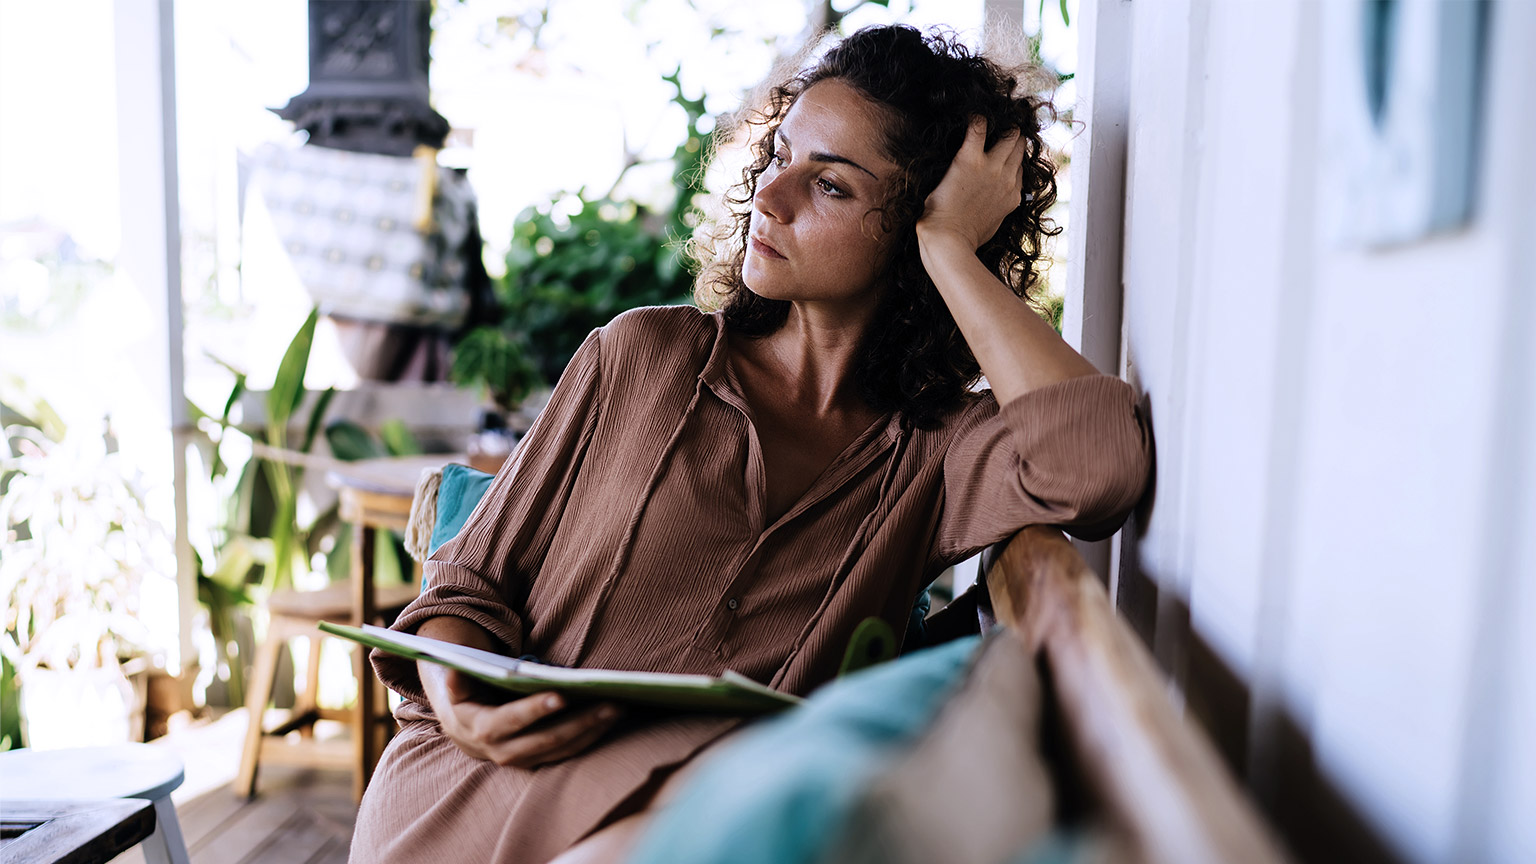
top-left (320, 622), bottom-right (802, 715)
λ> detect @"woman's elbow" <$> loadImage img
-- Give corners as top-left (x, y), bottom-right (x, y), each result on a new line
top-left (1064, 417), bottom-right (1151, 535)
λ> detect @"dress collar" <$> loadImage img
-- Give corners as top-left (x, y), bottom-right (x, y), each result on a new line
top-left (696, 310), bottom-right (904, 445)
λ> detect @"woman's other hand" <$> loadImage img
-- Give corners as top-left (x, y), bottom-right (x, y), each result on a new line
top-left (414, 615), bottom-right (623, 767)
top-left (428, 670), bottom-right (623, 768)
top-left (916, 117), bottom-right (1027, 251)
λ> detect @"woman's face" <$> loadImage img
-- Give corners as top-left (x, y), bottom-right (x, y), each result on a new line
top-left (743, 79), bottom-right (901, 315)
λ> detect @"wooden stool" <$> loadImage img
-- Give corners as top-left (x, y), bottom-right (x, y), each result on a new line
top-left (0, 744), bottom-right (190, 864)
top-left (234, 454), bottom-right (455, 803)
top-left (233, 581), bottom-right (421, 802)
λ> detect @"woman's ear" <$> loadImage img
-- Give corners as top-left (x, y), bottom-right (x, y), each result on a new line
top-left (860, 207), bottom-right (894, 243)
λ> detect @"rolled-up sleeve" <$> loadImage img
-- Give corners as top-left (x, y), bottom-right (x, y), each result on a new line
top-left (934, 374), bottom-right (1150, 563)
top-left (372, 328), bottom-right (604, 705)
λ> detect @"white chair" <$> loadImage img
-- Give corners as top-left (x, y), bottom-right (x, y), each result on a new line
top-left (0, 743), bottom-right (191, 864)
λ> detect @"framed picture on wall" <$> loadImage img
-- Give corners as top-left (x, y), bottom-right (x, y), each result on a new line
top-left (1322, 0), bottom-right (1487, 248)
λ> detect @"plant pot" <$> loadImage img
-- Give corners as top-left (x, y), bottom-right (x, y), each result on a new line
top-left (18, 661), bottom-right (148, 750)
top-left (466, 408), bottom-right (519, 474)
top-left (144, 665), bottom-right (196, 741)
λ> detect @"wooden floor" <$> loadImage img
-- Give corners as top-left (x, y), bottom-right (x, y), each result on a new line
top-left (107, 710), bottom-right (358, 864)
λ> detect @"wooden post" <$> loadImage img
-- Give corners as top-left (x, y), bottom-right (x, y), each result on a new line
top-left (1062, 0), bottom-right (1134, 583)
top-left (349, 496), bottom-right (379, 802)
top-left (113, 0), bottom-right (196, 683)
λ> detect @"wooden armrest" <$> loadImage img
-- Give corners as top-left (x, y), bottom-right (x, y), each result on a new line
top-left (985, 526), bottom-right (1290, 864)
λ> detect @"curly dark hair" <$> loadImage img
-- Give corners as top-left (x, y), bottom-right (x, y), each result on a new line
top-left (692, 24), bottom-right (1061, 429)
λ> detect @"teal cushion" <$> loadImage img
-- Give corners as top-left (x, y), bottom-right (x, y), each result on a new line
top-left (626, 635), bottom-right (983, 864)
top-left (427, 463), bottom-right (497, 558)
top-left (1010, 832), bottom-right (1097, 864)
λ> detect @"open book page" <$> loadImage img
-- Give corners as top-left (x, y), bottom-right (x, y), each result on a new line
top-left (320, 622), bottom-right (802, 714)
top-left (719, 670), bottom-right (800, 702)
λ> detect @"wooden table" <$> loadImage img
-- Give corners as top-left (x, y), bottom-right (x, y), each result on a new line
top-left (325, 454), bottom-right (464, 798)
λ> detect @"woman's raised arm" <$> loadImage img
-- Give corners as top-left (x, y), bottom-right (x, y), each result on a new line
top-left (917, 119), bottom-right (1149, 559)
top-left (915, 118), bottom-right (1100, 403)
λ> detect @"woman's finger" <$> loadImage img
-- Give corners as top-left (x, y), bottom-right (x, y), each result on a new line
top-left (961, 117), bottom-right (988, 157)
top-left (472, 690), bottom-right (568, 742)
top-left (491, 703), bottom-right (622, 767)
top-left (920, 118), bottom-right (1028, 246)
top-left (518, 708), bottom-right (623, 767)
top-left (521, 703), bottom-right (618, 756)
top-left (1004, 132), bottom-right (1027, 174)
top-left (444, 669), bottom-right (482, 702)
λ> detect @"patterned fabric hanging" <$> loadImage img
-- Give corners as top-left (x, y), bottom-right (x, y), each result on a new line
top-left (246, 142), bottom-right (477, 330)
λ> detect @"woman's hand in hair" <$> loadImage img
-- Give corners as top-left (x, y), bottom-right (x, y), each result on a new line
top-left (916, 117), bottom-right (1027, 252)
top-left (914, 118), bottom-right (1098, 402)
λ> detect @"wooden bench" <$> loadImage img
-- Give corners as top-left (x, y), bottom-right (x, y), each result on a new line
top-left (978, 526), bottom-right (1290, 864)
top-left (399, 469), bottom-right (1291, 862)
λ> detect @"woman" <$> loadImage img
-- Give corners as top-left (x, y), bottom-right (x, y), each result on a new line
top-left (352, 24), bottom-right (1149, 864)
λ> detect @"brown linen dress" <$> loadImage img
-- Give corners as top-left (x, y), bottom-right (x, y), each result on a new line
top-left (351, 305), bottom-right (1150, 863)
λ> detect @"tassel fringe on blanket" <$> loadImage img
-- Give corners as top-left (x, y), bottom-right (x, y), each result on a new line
top-left (404, 467), bottom-right (443, 562)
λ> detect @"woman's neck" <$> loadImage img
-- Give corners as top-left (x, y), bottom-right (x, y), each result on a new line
top-left (739, 301), bottom-right (875, 417)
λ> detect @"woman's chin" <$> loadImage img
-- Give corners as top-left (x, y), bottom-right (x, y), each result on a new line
top-left (741, 271), bottom-right (792, 302)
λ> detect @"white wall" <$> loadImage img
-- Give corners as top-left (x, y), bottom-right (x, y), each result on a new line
top-left (1095, 1), bottom-right (1536, 861)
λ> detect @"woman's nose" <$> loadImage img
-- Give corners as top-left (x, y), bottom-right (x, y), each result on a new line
top-left (754, 167), bottom-right (794, 223)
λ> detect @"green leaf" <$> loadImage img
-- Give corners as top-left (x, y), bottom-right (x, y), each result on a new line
top-left (209, 535), bottom-right (260, 592)
top-left (1, 654), bottom-right (21, 752)
top-left (468, 191), bottom-right (697, 398)
top-left (307, 504), bottom-right (341, 560)
top-left (199, 570), bottom-right (253, 608)
top-left (0, 377), bottom-right (67, 443)
top-left (203, 351), bottom-right (247, 379)
top-left (328, 523), bottom-right (353, 583)
top-left (373, 530), bottom-right (405, 587)
top-left (838, 617), bottom-right (897, 677)
top-left (380, 419), bottom-right (422, 457)
top-left (266, 492), bottom-right (298, 591)
top-left (450, 326), bottom-right (539, 411)
top-left (1060, 0), bottom-right (1070, 26)
top-left (220, 372), bottom-right (247, 427)
top-left (266, 308), bottom-right (319, 439)
top-left (326, 420), bottom-right (384, 462)
top-left (302, 387), bottom-right (337, 454)
top-left (238, 455), bottom-right (273, 540)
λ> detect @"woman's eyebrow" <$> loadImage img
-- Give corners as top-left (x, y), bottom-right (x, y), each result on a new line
top-left (777, 130), bottom-right (880, 180)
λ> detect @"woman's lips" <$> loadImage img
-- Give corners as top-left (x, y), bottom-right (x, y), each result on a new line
top-left (750, 236), bottom-right (786, 260)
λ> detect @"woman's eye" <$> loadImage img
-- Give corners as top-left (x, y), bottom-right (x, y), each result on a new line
top-left (816, 178), bottom-right (846, 198)
top-left (769, 150), bottom-right (788, 167)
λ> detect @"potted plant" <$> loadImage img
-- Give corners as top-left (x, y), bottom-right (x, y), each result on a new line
top-left (0, 402), bottom-right (174, 748)
top-left (189, 309), bottom-right (425, 708)
top-left (446, 61), bottom-right (707, 471)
